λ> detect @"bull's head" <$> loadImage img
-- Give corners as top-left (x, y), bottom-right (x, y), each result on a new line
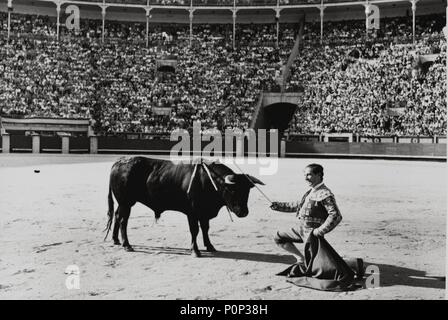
top-left (221, 173), bottom-right (265, 218)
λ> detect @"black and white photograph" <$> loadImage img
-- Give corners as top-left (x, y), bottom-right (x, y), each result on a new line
top-left (0, 0), bottom-right (446, 302)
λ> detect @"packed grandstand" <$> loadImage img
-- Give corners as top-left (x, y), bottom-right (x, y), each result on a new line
top-left (0, 0), bottom-right (446, 137)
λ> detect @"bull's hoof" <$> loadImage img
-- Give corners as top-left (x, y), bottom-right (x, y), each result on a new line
top-left (191, 250), bottom-right (202, 258)
top-left (113, 240), bottom-right (121, 245)
top-left (123, 245), bottom-right (134, 252)
top-left (206, 246), bottom-right (217, 252)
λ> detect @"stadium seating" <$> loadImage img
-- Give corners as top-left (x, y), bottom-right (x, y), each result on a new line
top-left (0, 10), bottom-right (445, 136)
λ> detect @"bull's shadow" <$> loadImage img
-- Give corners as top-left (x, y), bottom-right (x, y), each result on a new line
top-left (131, 245), bottom-right (296, 264)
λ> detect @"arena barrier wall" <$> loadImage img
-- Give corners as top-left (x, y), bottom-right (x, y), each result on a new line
top-left (98, 136), bottom-right (180, 155)
top-left (9, 135), bottom-right (32, 153)
top-left (40, 136), bottom-right (62, 153)
top-left (2, 134), bottom-right (446, 161)
top-left (97, 136), bottom-right (242, 156)
top-left (284, 141), bottom-right (447, 161)
top-left (69, 137), bottom-right (90, 153)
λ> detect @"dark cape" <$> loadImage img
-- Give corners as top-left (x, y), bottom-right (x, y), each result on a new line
top-left (277, 233), bottom-right (363, 291)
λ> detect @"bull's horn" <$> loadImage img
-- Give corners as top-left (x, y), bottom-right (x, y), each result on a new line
top-left (224, 175), bottom-right (236, 184)
top-left (246, 175), bottom-right (265, 185)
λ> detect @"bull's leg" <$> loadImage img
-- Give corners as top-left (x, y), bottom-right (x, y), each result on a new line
top-left (112, 208), bottom-right (121, 245)
top-left (118, 206), bottom-right (134, 252)
top-left (187, 216), bottom-right (201, 257)
top-left (200, 219), bottom-right (216, 252)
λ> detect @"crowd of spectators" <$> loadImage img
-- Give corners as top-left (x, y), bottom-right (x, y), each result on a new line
top-left (304, 13), bottom-right (445, 46)
top-left (288, 44), bottom-right (446, 136)
top-left (0, 10), bottom-right (446, 137)
top-left (288, 14), bottom-right (446, 136)
top-left (0, 13), bottom-right (294, 133)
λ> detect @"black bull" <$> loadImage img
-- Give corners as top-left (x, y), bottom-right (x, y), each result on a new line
top-left (104, 156), bottom-right (264, 257)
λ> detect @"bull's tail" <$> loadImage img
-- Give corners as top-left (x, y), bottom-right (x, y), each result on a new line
top-left (103, 183), bottom-right (114, 241)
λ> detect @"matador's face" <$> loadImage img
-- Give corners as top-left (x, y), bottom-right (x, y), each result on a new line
top-left (303, 167), bottom-right (322, 188)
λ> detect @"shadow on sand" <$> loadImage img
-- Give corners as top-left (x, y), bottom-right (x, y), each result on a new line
top-left (130, 246), bottom-right (445, 289)
top-left (365, 262), bottom-right (445, 290)
top-left (131, 245), bottom-right (296, 264)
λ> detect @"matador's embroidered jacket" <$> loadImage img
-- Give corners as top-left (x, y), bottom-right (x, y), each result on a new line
top-left (275, 182), bottom-right (342, 237)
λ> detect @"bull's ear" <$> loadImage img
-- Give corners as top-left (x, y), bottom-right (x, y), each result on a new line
top-left (246, 175), bottom-right (265, 186)
top-left (224, 174), bottom-right (236, 184)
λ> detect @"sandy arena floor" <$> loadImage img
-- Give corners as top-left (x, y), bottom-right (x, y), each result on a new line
top-left (0, 154), bottom-right (446, 299)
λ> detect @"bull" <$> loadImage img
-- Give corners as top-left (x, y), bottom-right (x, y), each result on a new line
top-left (104, 156), bottom-right (264, 257)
